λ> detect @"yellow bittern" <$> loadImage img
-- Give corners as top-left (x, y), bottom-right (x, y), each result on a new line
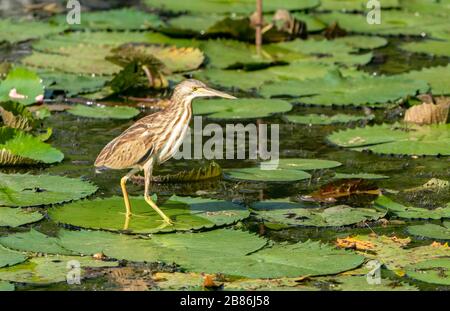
top-left (94, 79), bottom-right (236, 225)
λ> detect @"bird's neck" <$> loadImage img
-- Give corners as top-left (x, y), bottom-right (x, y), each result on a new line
top-left (168, 93), bottom-right (195, 112)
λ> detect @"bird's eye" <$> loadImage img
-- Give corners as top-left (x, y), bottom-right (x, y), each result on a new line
top-left (192, 87), bottom-right (198, 91)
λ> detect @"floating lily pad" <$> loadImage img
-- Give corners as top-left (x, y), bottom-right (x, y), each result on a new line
top-left (277, 158), bottom-right (342, 170)
top-left (0, 127), bottom-right (64, 165)
top-left (0, 229), bottom-right (76, 255)
top-left (375, 196), bottom-right (450, 219)
top-left (0, 281), bottom-right (14, 291)
top-left (145, 0), bottom-right (320, 14)
top-left (0, 173), bottom-right (97, 207)
top-left (318, 0), bottom-right (399, 11)
top-left (401, 65), bottom-right (450, 95)
top-left (252, 200), bottom-right (386, 227)
top-left (0, 19), bottom-right (66, 44)
top-left (334, 173), bottom-right (389, 180)
top-left (51, 8), bottom-right (163, 30)
top-left (48, 195), bottom-right (249, 233)
top-left (331, 36), bottom-right (388, 50)
top-left (401, 0), bottom-right (450, 18)
top-left (313, 275), bottom-right (418, 291)
top-left (406, 258), bottom-right (450, 285)
top-left (67, 104), bottom-right (140, 120)
top-left (0, 246), bottom-right (26, 268)
top-left (0, 208), bottom-right (43, 228)
top-left (1, 228), bottom-right (363, 278)
top-left (0, 67), bottom-right (44, 106)
top-left (0, 255), bottom-right (117, 285)
top-left (261, 70), bottom-right (428, 106)
top-left (401, 40), bottom-right (450, 58)
top-left (39, 70), bottom-right (111, 97)
top-left (224, 167), bottom-right (311, 182)
top-left (317, 11), bottom-right (449, 36)
top-left (286, 113), bottom-right (372, 125)
top-left (407, 222), bottom-right (450, 241)
top-left (328, 123), bottom-right (450, 156)
top-left (193, 98), bottom-right (292, 119)
top-left (339, 235), bottom-right (450, 274)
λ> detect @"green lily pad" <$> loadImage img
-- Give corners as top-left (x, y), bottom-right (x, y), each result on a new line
top-left (406, 258), bottom-right (450, 285)
top-left (0, 173), bottom-right (97, 207)
top-left (51, 8), bottom-right (163, 30)
top-left (317, 11), bottom-right (449, 36)
top-left (286, 113), bottom-right (372, 125)
top-left (313, 275), bottom-right (418, 291)
top-left (0, 246), bottom-right (26, 268)
top-left (0, 19), bottom-right (66, 44)
top-left (67, 104), bottom-right (140, 120)
top-left (0, 229), bottom-right (76, 255)
top-left (277, 158), bottom-right (342, 170)
top-left (225, 167), bottom-right (311, 182)
top-left (1, 228), bottom-right (363, 278)
top-left (0, 255), bottom-right (117, 285)
top-left (193, 98), bottom-right (292, 119)
top-left (401, 0), bottom-right (450, 18)
top-left (0, 127), bottom-right (64, 165)
top-left (375, 196), bottom-right (450, 219)
top-left (0, 208), bottom-right (43, 228)
top-left (252, 200), bottom-right (386, 227)
top-left (261, 70), bottom-right (428, 106)
top-left (407, 222), bottom-right (450, 241)
top-left (331, 36), bottom-right (388, 50)
top-left (0, 67), bottom-right (44, 106)
top-left (334, 173), bottom-right (389, 180)
top-left (39, 70), bottom-right (111, 97)
top-left (328, 123), bottom-right (450, 156)
top-left (319, 0), bottom-right (399, 11)
top-left (0, 281), bottom-right (14, 291)
top-left (145, 0), bottom-right (320, 14)
top-left (401, 65), bottom-right (450, 95)
top-left (48, 195), bottom-right (249, 233)
top-left (401, 40), bottom-right (450, 58)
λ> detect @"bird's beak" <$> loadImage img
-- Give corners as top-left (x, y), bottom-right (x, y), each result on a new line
top-left (196, 87), bottom-right (237, 99)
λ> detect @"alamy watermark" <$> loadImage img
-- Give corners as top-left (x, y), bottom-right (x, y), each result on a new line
top-left (66, 0), bottom-right (81, 25)
top-left (173, 117), bottom-right (280, 169)
top-left (66, 260), bottom-right (81, 285)
top-left (367, 0), bottom-right (381, 25)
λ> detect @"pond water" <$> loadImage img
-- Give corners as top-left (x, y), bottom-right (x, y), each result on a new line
top-left (0, 1), bottom-right (449, 291)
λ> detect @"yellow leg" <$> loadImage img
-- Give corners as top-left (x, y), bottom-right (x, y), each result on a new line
top-left (120, 176), bottom-right (132, 217)
top-left (144, 160), bottom-right (173, 225)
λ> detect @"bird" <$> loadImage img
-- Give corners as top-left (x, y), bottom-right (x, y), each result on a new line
top-left (94, 79), bottom-right (236, 226)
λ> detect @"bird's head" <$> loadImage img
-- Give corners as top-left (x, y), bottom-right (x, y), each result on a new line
top-left (172, 79), bottom-right (236, 102)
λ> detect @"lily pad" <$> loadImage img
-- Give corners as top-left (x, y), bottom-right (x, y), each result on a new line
top-left (51, 8), bottom-right (163, 30)
top-left (48, 195), bottom-right (249, 233)
top-left (277, 158), bottom-right (342, 170)
top-left (334, 173), bottom-right (389, 180)
top-left (0, 127), bottom-right (64, 165)
top-left (224, 167), bottom-right (311, 182)
top-left (0, 67), bottom-right (44, 106)
top-left (0, 281), bottom-right (14, 291)
top-left (401, 0), bottom-right (450, 18)
top-left (0, 19), bottom-right (66, 44)
top-left (0, 255), bottom-right (117, 285)
top-left (0, 246), bottom-right (26, 268)
top-left (39, 70), bottom-right (111, 97)
top-left (251, 200), bottom-right (386, 227)
top-left (375, 196), bottom-right (450, 219)
top-left (328, 123), bottom-right (450, 156)
top-left (313, 275), bottom-right (418, 291)
top-left (0, 173), bottom-right (97, 207)
top-left (193, 98), bottom-right (292, 119)
top-left (67, 104), bottom-right (140, 120)
top-left (261, 70), bottom-right (428, 106)
top-left (319, 0), bottom-right (399, 11)
top-left (405, 258), bottom-right (450, 285)
top-left (144, 0), bottom-right (320, 14)
top-left (317, 11), bottom-right (449, 36)
top-left (286, 113), bottom-right (372, 125)
top-left (0, 208), bottom-right (43, 228)
top-left (401, 65), bottom-right (450, 95)
top-left (407, 222), bottom-right (450, 241)
top-left (401, 40), bottom-right (450, 58)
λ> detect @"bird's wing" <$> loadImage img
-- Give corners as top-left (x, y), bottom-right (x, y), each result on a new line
top-left (94, 115), bottom-right (161, 169)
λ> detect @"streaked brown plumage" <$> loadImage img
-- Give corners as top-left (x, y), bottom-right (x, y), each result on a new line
top-left (95, 79), bottom-right (236, 227)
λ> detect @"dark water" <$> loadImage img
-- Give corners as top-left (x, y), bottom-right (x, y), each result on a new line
top-left (1, 2), bottom-right (449, 291)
